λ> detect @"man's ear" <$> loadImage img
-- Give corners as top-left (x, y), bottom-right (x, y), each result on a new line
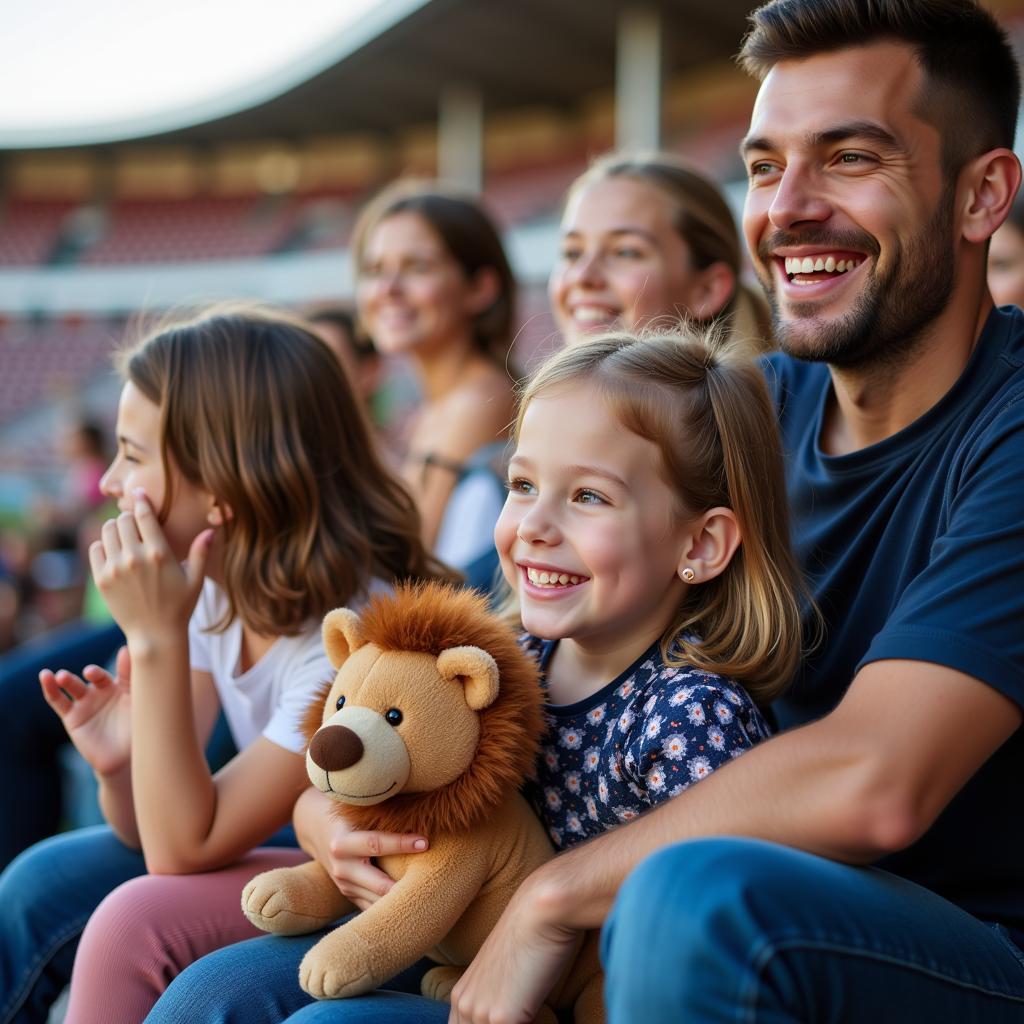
top-left (960, 148), bottom-right (1022, 244)
top-left (322, 609), bottom-right (364, 669)
top-left (436, 646), bottom-right (500, 711)
top-left (676, 507), bottom-right (742, 585)
top-left (684, 261), bottom-right (736, 320)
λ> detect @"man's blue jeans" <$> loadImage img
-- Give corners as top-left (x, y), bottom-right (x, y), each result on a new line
top-left (602, 837), bottom-right (1024, 1022)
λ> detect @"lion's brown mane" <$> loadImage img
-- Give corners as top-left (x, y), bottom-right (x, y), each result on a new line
top-left (309, 582), bottom-right (544, 837)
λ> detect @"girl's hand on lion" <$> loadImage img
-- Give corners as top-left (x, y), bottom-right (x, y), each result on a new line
top-left (326, 825), bottom-right (429, 910)
top-left (293, 786), bottom-right (428, 910)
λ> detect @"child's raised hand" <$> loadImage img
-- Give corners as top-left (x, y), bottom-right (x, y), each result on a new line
top-left (88, 490), bottom-right (213, 645)
top-left (39, 645), bottom-right (133, 777)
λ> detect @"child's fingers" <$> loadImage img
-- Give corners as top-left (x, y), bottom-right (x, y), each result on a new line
top-left (115, 510), bottom-right (143, 553)
top-left (330, 856), bottom-right (394, 903)
top-left (52, 669), bottom-right (89, 700)
top-left (115, 646), bottom-right (131, 684)
top-left (88, 539), bottom-right (106, 580)
top-left (330, 830), bottom-right (428, 860)
top-left (99, 517), bottom-right (123, 559)
top-left (82, 663), bottom-right (115, 689)
top-left (131, 491), bottom-right (170, 554)
top-left (39, 670), bottom-right (73, 713)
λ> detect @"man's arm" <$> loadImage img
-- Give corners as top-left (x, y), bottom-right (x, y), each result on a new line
top-left (533, 660), bottom-right (1019, 927)
top-left (448, 660), bottom-right (1020, 1022)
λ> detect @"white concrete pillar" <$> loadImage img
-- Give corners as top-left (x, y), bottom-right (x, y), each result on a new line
top-left (615, 6), bottom-right (663, 151)
top-left (438, 83), bottom-right (483, 193)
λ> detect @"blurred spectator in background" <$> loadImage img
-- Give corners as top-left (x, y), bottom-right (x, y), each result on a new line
top-left (352, 183), bottom-right (516, 586)
top-left (306, 305), bottom-right (384, 420)
top-left (550, 152), bottom-right (773, 354)
top-left (0, 413), bottom-right (121, 871)
top-left (988, 194), bottom-right (1024, 309)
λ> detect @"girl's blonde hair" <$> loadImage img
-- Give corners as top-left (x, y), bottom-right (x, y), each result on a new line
top-left (117, 302), bottom-right (456, 637)
top-left (566, 152), bottom-right (773, 354)
top-left (517, 326), bottom-right (808, 704)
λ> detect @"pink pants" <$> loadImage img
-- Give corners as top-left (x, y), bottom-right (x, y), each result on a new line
top-left (65, 847), bottom-right (310, 1024)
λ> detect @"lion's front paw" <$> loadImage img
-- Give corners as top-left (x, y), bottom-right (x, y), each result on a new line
top-left (299, 930), bottom-right (375, 1000)
top-left (242, 864), bottom-right (346, 936)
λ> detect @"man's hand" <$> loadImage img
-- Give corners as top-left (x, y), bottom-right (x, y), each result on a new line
top-left (449, 874), bottom-right (580, 1024)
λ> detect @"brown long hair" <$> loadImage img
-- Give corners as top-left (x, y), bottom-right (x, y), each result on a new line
top-left (565, 152), bottom-right (773, 354)
top-left (117, 303), bottom-right (456, 636)
top-left (515, 326), bottom-right (810, 704)
top-left (351, 181), bottom-right (517, 367)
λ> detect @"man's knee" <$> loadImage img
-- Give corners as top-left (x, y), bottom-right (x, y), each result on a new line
top-left (604, 838), bottom-right (820, 976)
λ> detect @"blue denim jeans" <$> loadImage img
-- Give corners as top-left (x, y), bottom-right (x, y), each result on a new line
top-left (0, 620), bottom-right (123, 870)
top-left (0, 822), bottom-right (297, 1024)
top-left (0, 826), bottom-right (146, 1024)
top-left (601, 837), bottom-right (1024, 1023)
top-left (146, 930), bottom-right (443, 1024)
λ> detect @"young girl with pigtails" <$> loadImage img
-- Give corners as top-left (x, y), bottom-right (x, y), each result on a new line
top-left (141, 325), bottom-right (809, 1024)
top-left (0, 303), bottom-right (453, 1024)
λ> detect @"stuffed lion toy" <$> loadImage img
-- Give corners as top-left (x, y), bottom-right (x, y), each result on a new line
top-left (242, 582), bottom-right (603, 1022)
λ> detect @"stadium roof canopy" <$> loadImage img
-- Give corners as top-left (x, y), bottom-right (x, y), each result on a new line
top-left (1, 0), bottom-right (758, 150)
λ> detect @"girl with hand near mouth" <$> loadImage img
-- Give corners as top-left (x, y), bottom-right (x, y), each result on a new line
top-left (549, 153), bottom-right (773, 353)
top-left (0, 304), bottom-right (450, 1024)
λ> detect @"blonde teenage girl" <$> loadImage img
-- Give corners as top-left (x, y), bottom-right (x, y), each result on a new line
top-left (550, 152), bottom-right (773, 353)
top-left (144, 325), bottom-right (806, 1024)
top-left (0, 304), bottom-right (449, 1024)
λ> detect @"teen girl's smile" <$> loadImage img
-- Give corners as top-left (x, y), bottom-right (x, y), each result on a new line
top-left (549, 177), bottom-right (703, 346)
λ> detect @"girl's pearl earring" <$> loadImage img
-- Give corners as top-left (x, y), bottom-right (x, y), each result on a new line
top-left (680, 567), bottom-right (696, 583)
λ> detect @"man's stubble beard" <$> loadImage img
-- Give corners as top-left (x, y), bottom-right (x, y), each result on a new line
top-left (760, 185), bottom-right (957, 372)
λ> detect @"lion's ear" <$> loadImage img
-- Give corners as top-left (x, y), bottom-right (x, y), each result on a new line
top-left (436, 646), bottom-right (500, 711)
top-left (322, 609), bottom-right (364, 669)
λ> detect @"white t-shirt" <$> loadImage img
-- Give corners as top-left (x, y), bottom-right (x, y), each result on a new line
top-left (188, 578), bottom-right (388, 754)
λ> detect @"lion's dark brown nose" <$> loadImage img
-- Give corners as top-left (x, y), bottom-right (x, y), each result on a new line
top-left (309, 725), bottom-right (364, 771)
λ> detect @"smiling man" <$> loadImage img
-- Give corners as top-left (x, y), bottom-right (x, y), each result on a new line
top-left (446, 2), bottom-right (1024, 1022)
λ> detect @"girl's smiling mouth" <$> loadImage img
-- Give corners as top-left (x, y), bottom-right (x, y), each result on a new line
top-left (519, 563), bottom-right (589, 590)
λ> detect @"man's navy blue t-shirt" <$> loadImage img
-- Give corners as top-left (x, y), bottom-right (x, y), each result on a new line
top-left (764, 305), bottom-right (1024, 945)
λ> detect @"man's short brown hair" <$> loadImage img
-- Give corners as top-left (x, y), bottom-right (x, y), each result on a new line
top-left (739, 0), bottom-right (1020, 175)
